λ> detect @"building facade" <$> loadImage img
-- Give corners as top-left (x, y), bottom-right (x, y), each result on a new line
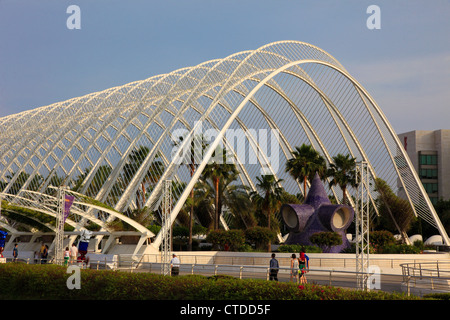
top-left (398, 130), bottom-right (450, 204)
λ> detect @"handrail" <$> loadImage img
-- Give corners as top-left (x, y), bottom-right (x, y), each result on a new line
top-left (400, 261), bottom-right (450, 278)
top-left (118, 253), bottom-right (450, 271)
top-left (400, 261), bottom-right (450, 296)
top-left (2, 256), bottom-right (449, 295)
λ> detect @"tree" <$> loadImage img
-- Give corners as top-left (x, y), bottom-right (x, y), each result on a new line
top-left (250, 174), bottom-right (284, 251)
top-left (245, 226), bottom-right (277, 251)
top-left (201, 148), bottom-right (239, 230)
top-left (310, 231), bottom-right (342, 253)
top-left (374, 178), bottom-right (415, 244)
top-left (86, 165), bottom-right (112, 197)
top-left (285, 144), bottom-right (327, 198)
top-left (173, 134), bottom-right (208, 250)
top-left (5, 171), bottom-right (43, 195)
top-left (206, 229), bottom-right (245, 251)
top-left (250, 175), bottom-right (284, 230)
top-left (123, 146), bottom-right (164, 210)
top-left (327, 153), bottom-right (357, 205)
top-left (196, 166), bottom-right (252, 231)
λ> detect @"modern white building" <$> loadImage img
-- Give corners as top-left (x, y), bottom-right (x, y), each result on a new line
top-left (1, 40), bottom-right (449, 254)
top-left (398, 130), bottom-right (450, 205)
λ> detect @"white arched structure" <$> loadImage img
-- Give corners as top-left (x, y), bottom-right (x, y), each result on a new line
top-left (0, 41), bottom-right (448, 249)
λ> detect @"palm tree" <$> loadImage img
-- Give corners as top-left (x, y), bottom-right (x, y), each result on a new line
top-left (123, 146), bottom-right (164, 210)
top-left (285, 144), bottom-right (327, 198)
top-left (250, 175), bottom-right (284, 229)
top-left (201, 147), bottom-right (239, 230)
top-left (173, 134), bottom-right (208, 250)
top-left (196, 172), bottom-right (253, 230)
top-left (327, 153), bottom-right (357, 205)
top-left (250, 174), bottom-right (284, 251)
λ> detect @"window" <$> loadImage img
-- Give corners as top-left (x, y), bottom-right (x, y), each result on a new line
top-left (419, 168), bottom-right (438, 179)
top-left (423, 183), bottom-right (438, 194)
top-left (419, 154), bottom-right (437, 165)
top-left (429, 197), bottom-right (438, 205)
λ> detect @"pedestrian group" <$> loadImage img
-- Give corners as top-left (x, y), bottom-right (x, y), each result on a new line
top-left (269, 249), bottom-right (309, 283)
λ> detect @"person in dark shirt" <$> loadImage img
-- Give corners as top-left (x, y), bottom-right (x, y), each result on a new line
top-left (13, 244), bottom-right (18, 262)
top-left (269, 253), bottom-right (279, 281)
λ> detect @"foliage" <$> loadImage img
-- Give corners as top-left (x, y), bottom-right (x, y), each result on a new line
top-left (327, 153), bottom-right (357, 205)
top-left (206, 229), bottom-right (245, 251)
top-left (250, 174), bottom-right (284, 251)
top-left (423, 293), bottom-right (450, 300)
top-left (309, 232), bottom-right (342, 253)
top-left (244, 226), bottom-right (277, 250)
top-left (171, 225), bottom-right (207, 238)
top-left (250, 175), bottom-right (284, 229)
top-left (382, 244), bottom-right (421, 254)
top-left (0, 264), bottom-right (420, 300)
top-left (201, 148), bottom-right (240, 230)
top-left (79, 194), bottom-right (119, 213)
top-left (370, 230), bottom-right (396, 253)
top-left (374, 178), bottom-right (416, 241)
top-left (285, 144), bottom-right (327, 197)
top-left (1, 200), bottom-right (55, 232)
top-left (411, 198), bottom-right (450, 240)
top-left (277, 244), bottom-right (322, 253)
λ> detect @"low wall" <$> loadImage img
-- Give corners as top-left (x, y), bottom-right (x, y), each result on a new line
top-left (124, 251), bottom-right (450, 274)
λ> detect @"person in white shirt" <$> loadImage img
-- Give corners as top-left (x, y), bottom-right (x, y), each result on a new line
top-left (70, 243), bottom-right (78, 264)
top-left (170, 254), bottom-right (180, 276)
top-left (64, 247), bottom-right (70, 266)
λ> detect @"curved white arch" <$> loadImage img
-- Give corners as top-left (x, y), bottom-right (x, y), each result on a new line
top-left (0, 40), bottom-right (447, 249)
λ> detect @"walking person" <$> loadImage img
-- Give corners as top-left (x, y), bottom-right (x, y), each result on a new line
top-left (39, 242), bottom-right (46, 263)
top-left (70, 243), bottom-right (78, 264)
top-left (64, 247), bottom-right (70, 266)
top-left (12, 244), bottom-right (18, 262)
top-left (269, 253), bottom-right (279, 281)
top-left (42, 245), bottom-right (49, 264)
top-left (170, 254), bottom-right (180, 276)
top-left (290, 253), bottom-right (299, 283)
top-left (298, 250), bottom-right (308, 284)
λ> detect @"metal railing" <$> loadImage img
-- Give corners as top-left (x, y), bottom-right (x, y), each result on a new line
top-left (114, 260), bottom-right (408, 293)
top-left (401, 262), bottom-right (450, 296)
top-left (117, 253), bottom-right (450, 270)
top-left (2, 254), bottom-right (449, 296)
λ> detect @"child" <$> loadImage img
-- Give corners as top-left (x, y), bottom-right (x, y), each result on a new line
top-left (64, 247), bottom-right (70, 266)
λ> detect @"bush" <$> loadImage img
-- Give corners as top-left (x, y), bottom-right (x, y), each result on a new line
top-left (370, 230), bottom-right (396, 253)
top-left (382, 244), bottom-right (421, 254)
top-left (309, 232), bottom-right (342, 253)
top-left (423, 293), bottom-right (450, 300)
top-left (0, 264), bottom-right (420, 300)
top-left (277, 244), bottom-right (322, 253)
top-left (206, 229), bottom-right (245, 251)
top-left (244, 226), bottom-right (277, 250)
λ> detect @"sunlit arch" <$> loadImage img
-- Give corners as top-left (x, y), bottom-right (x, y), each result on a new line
top-left (0, 40), bottom-right (447, 250)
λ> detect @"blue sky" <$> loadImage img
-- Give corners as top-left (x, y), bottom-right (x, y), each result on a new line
top-left (0, 0), bottom-right (449, 134)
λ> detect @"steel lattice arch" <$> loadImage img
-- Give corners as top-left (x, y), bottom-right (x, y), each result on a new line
top-left (1, 40), bottom-right (448, 254)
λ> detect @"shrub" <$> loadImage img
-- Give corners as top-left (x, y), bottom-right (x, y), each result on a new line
top-left (423, 293), bottom-right (450, 300)
top-left (370, 230), bottom-right (396, 252)
top-left (382, 244), bottom-right (421, 254)
top-left (277, 244), bottom-right (322, 253)
top-left (0, 264), bottom-right (421, 300)
top-left (309, 232), bottom-right (342, 253)
top-left (244, 226), bottom-right (277, 250)
top-left (206, 229), bottom-right (245, 251)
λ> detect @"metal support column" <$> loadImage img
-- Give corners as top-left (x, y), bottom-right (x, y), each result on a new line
top-left (356, 161), bottom-right (370, 290)
top-left (55, 187), bottom-right (65, 265)
top-left (161, 180), bottom-right (172, 276)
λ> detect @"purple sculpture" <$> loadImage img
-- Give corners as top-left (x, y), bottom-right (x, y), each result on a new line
top-left (281, 173), bottom-right (354, 253)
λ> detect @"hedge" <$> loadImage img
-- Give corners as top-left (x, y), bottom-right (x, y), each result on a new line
top-left (0, 263), bottom-right (421, 300)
